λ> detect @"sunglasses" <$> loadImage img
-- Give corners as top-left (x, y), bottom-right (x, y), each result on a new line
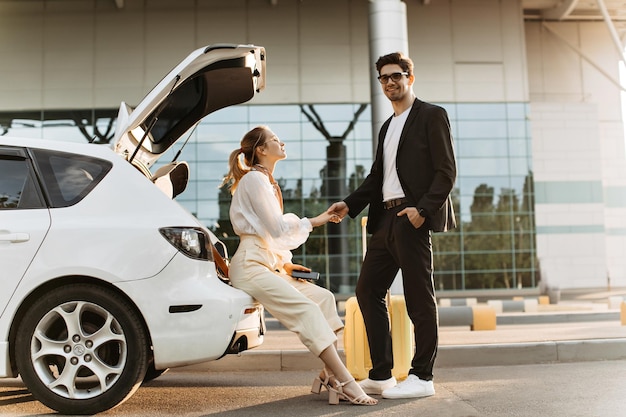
top-left (377, 72), bottom-right (409, 84)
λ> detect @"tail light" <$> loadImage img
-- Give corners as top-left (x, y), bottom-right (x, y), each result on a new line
top-left (159, 227), bottom-right (213, 261)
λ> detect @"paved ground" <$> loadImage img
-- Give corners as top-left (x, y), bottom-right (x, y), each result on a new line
top-left (1, 288), bottom-right (625, 416)
top-left (2, 362), bottom-right (625, 416)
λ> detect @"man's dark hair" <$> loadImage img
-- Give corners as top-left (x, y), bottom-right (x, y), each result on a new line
top-left (375, 52), bottom-right (414, 75)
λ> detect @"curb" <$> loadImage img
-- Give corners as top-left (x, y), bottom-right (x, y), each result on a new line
top-left (437, 338), bottom-right (626, 367)
top-left (175, 337), bottom-right (626, 373)
top-left (173, 309), bottom-right (626, 374)
top-left (496, 311), bottom-right (620, 325)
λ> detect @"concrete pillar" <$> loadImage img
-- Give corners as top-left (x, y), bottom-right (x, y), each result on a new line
top-left (368, 0), bottom-right (409, 294)
top-left (368, 0), bottom-right (408, 150)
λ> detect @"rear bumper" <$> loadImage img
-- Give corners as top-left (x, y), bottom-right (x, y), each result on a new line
top-left (116, 254), bottom-right (265, 369)
top-left (224, 304), bottom-right (265, 355)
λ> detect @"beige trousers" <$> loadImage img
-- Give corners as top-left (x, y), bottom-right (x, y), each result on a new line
top-left (229, 235), bottom-right (342, 357)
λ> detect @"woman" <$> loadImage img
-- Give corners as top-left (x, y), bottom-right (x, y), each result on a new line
top-left (221, 126), bottom-right (377, 406)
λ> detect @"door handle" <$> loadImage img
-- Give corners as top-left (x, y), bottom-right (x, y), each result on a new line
top-left (0, 233), bottom-right (30, 243)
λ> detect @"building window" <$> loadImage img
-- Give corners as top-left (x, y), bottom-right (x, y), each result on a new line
top-left (0, 102), bottom-right (537, 293)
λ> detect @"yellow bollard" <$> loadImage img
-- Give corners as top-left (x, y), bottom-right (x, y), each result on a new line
top-left (471, 305), bottom-right (497, 330)
top-left (538, 295), bottom-right (550, 305)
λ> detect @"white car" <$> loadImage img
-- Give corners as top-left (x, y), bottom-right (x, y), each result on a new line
top-left (0, 44), bottom-right (266, 414)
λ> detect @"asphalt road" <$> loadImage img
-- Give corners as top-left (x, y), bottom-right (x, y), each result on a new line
top-left (1, 360), bottom-right (625, 417)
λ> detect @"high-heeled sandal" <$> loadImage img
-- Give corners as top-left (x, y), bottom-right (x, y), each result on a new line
top-left (328, 378), bottom-right (378, 405)
top-left (311, 369), bottom-right (335, 394)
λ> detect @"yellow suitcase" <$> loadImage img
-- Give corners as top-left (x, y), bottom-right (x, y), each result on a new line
top-left (343, 294), bottom-right (414, 380)
top-left (388, 294), bottom-right (414, 380)
top-left (343, 297), bottom-right (371, 380)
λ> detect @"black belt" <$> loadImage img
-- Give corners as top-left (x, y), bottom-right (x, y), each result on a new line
top-left (383, 198), bottom-right (408, 209)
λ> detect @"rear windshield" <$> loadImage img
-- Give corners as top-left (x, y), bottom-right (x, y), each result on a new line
top-left (143, 57), bottom-right (252, 154)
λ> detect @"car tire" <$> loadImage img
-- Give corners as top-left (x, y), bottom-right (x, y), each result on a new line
top-left (15, 284), bottom-right (149, 415)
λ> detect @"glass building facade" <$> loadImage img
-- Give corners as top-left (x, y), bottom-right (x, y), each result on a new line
top-left (0, 101), bottom-right (537, 294)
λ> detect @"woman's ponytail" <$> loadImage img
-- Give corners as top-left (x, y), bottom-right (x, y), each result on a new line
top-left (220, 126), bottom-right (269, 193)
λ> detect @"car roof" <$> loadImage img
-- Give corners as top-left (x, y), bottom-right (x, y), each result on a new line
top-left (0, 137), bottom-right (116, 160)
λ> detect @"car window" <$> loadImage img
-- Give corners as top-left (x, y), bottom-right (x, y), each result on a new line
top-left (0, 153), bottom-right (45, 210)
top-left (31, 149), bottom-right (113, 208)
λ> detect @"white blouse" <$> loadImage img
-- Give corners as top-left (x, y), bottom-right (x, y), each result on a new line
top-left (229, 170), bottom-right (313, 264)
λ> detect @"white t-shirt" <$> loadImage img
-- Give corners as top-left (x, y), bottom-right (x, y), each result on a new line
top-left (382, 107), bottom-right (411, 202)
top-left (229, 170), bottom-right (312, 264)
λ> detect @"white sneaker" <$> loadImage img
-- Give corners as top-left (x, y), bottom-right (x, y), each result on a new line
top-left (358, 376), bottom-right (397, 395)
top-left (382, 374), bottom-right (435, 399)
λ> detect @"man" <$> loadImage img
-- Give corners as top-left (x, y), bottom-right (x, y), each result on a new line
top-left (328, 52), bottom-right (456, 399)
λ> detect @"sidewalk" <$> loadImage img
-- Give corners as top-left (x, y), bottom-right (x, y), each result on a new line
top-left (180, 290), bottom-right (626, 373)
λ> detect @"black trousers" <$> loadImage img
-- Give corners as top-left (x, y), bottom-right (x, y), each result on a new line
top-left (355, 203), bottom-right (438, 381)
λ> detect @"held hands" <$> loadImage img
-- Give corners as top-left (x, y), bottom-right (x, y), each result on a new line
top-left (310, 201), bottom-right (348, 227)
top-left (310, 211), bottom-right (341, 228)
top-left (327, 201), bottom-right (349, 220)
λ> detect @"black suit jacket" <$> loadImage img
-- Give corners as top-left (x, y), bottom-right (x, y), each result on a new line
top-left (344, 98), bottom-right (457, 234)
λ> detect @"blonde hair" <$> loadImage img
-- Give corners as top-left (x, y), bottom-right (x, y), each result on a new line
top-left (221, 125), bottom-right (270, 193)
